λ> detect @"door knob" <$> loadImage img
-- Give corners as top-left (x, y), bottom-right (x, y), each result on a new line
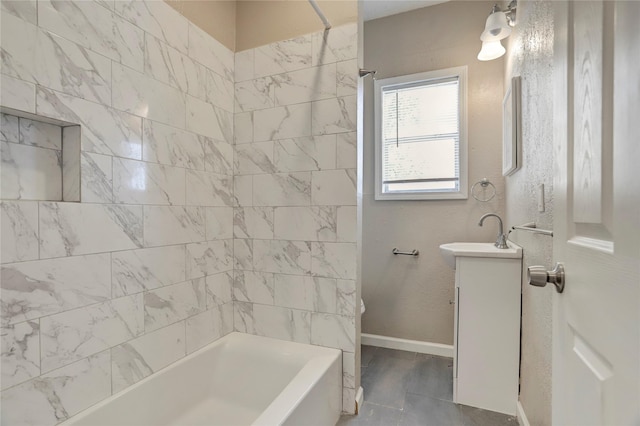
top-left (527, 263), bottom-right (565, 293)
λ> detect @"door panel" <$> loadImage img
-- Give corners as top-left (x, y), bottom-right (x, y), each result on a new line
top-left (553, 1), bottom-right (639, 424)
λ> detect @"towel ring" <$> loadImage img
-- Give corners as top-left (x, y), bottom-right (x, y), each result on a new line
top-left (471, 178), bottom-right (496, 202)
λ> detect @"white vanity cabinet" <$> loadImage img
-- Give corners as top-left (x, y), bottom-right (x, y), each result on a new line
top-left (441, 243), bottom-right (522, 416)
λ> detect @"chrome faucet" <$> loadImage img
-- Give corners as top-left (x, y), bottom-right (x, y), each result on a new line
top-left (478, 213), bottom-right (509, 249)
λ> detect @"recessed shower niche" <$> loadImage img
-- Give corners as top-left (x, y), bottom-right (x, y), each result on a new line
top-left (1, 111), bottom-right (80, 202)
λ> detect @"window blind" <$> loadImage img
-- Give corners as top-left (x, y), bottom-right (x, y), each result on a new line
top-left (381, 77), bottom-right (460, 190)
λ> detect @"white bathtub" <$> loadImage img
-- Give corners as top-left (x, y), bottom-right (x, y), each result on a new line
top-left (60, 332), bottom-right (342, 426)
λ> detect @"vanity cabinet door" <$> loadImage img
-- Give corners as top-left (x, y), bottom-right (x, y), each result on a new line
top-left (454, 257), bottom-right (521, 415)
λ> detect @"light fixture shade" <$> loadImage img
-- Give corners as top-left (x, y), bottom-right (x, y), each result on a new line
top-left (480, 11), bottom-right (512, 41)
top-left (477, 40), bottom-right (506, 61)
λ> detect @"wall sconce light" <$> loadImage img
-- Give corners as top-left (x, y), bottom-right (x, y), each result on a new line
top-left (477, 0), bottom-right (517, 61)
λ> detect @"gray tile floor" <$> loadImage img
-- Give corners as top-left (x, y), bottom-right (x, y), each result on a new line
top-left (337, 346), bottom-right (518, 426)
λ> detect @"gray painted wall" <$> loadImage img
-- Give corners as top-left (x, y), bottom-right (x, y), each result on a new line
top-left (503, 1), bottom-right (554, 425)
top-left (362, 1), bottom-right (505, 344)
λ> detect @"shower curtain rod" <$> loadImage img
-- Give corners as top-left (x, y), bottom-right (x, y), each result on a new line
top-left (308, 0), bottom-right (332, 29)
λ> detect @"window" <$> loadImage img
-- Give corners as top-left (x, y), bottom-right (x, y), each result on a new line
top-left (374, 66), bottom-right (468, 200)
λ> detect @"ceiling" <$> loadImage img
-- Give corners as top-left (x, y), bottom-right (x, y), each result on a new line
top-left (362, 0), bottom-right (449, 22)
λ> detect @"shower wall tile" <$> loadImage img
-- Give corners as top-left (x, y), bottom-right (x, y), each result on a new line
top-left (274, 135), bottom-right (337, 173)
top-left (235, 77), bottom-right (275, 112)
top-left (310, 313), bottom-right (356, 352)
top-left (336, 132), bottom-right (357, 169)
top-left (0, 113), bottom-right (19, 142)
top-left (311, 95), bottom-right (357, 135)
top-left (186, 304), bottom-right (232, 354)
top-left (312, 169), bottom-right (357, 206)
top-left (233, 270), bottom-right (275, 305)
top-left (234, 111), bottom-right (254, 144)
top-left (236, 23), bottom-right (358, 414)
top-left (1, 320), bottom-right (40, 391)
top-left (253, 239), bottom-right (311, 275)
top-left (1, 74), bottom-right (36, 113)
top-left (274, 274), bottom-right (337, 314)
top-left (254, 35), bottom-right (312, 78)
top-left (111, 245), bottom-right (186, 297)
top-left (311, 242), bottom-right (357, 280)
top-left (273, 64), bottom-right (337, 106)
top-left (234, 142), bottom-right (276, 175)
top-left (207, 71), bottom-right (235, 113)
top-left (253, 103), bottom-right (312, 142)
top-left (234, 302), bottom-right (311, 344)
top-left (233, 175), bottom-right (253, 207)
top-left (312, 23), bottom-right (358, 66)
top-left (115, 0), bottom-right (188, 54)
top-left (40, 294), bottom-right (143, 373)
top-left (38, 0), bottom-right (144, 71)
top-left (111, 321), bottom-right (185, 393)
top-left (1, 1), bottom-right (237, 421)
top-left (80, 152), bottom-right (113, 203)
top-left (113, 158), bottom-right (185, 205)
top-left (144, 279), bottom-right (206, 332)
top-left (234, 238), bottom-right (253, 270)
top-left (0, 141), bottom-right (62, 201)
top-left (337, 206), bottom-right (357, 243)
top-left (203, 138), bottom-right (234, 175)
top-left (143, 206), bottom-right (206, 247)
top-left (144, 34), bottom-right (206, 101)
top-left (273, 206), bottom-right (337, 242)
top-left (187, 22), bottom-right (234, 80)
top-left (206, 272), bottom-right (234, 307)
top-left (0, 351), bottom-right (111, 426)
top-left (1, 0), bottom-right (37, 24)
top-left (143, 120), bottom-right (205, 170)
top-left (36, 87), bottom-right (143, 160)
top-left (1, 201), bottom-right (39, 264)
top-left (185, 240), bottom-right (233, 280)
top-left (206, 207), bottom-right (234, 240)
top-left (185, 170), bottom-right (233, 207)
top-left (233, 207), bottom-right (274, 239)
top-left (234, 49), bottom-right (254, 82)
top-left (18, 118), bottom-right (62, 150)
top-left (337, 279), bottom-right (357, 317)
top-left (39, 202), bottom-right (143, 258)
top-left (342, 351), bottom-right (355, 388)
top-left (0, 254), bottom-right (111, 326)
top-left (253, 172), bottom-right (311, 207)
top-left (337, 59), bottom-right (358, 97)
top-left (112, 63), bottom-right (186, 129)
top-left (186, 95), bottom-right (233, 143)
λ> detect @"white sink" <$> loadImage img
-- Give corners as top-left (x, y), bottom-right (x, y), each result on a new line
top-left (439, 242), bottom-right (522, 269)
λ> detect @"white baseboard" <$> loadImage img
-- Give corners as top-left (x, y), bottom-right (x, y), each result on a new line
top-left (361, 333), bottom-right (454, 358)
top-left (355, 387), bottom-right (364, 414)
top-left (516, 401), bottom-right (530, 426)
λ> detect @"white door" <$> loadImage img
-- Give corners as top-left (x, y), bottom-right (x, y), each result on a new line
top-left (551, 1), bottom-right (640, 425)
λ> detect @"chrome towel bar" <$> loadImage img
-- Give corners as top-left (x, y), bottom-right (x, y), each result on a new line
top-left (511, 224), bottom-right (553, 237)
top-left (392, 248), bottom-right (419, 256)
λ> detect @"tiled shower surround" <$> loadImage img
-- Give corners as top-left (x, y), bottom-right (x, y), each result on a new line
top-left (0, 0), bottom-right (358, 424)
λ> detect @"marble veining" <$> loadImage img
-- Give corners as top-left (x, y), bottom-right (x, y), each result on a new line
top-left (39, 202), bottom-right (143, 258)
top-left (253, 239), bottom-right (312, 275)
top-left (253, 172), bottom-right (312, 207)
top-left (1, 141), bottom-right (62, 201)
top-left (0, 350), bottom-right (111, 426)
top-left (233, 270), bottom-right (275, 305)
top-left (143, 206), bottom-right (206, 247)
top-left (18, 118), bottom-right (62, 150)
top-left (234, 142), bottom-right (276, 175)
top-left (80, 152), bottom-right (113, 203)
top-left (185, 240), bottom-right (233, 280)
top-left (40, 294), bottom-right (144, 373)
top-left (274, 135), bottom-right (337, 172)
top-left (144, 279), bottom-right (206, 332)
top-left (1, 320), bottom-right (40, 391)
top-left (113, 158), bottom-right (186, 206)
top-left (233, 207), bottom-right (274, 240)
top-left (254, 35), bottom-right (313, 78)
top-left (142, 120), bottom-right (205, 171)
top-left (273, 206), bottom-right (337, 242)
top-left (1, 254), bottom-right (111, 326)
top-left (1, 201), bottom-right (39, 264)
top-left (36, 87), bottom-right (143, 160)
top-left (112, 245), bottom-right (187, 297)
top-left (1, 0), bottom-right (37, 24)
top-left (274, 275), bottom-right (337, 314)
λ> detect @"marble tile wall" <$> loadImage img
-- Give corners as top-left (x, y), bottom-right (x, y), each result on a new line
top-left (1, 0), bottom-right (359, 422)
top-left (0, 113), bottom-right (63, 201)
top-left (232, 23), bottom-right (359, 413)
top-left (1, 1), bottom-right (234, 424)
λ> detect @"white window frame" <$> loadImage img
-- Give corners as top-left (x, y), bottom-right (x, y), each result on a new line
top-left (374, 66), bottom-right (468, 201)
